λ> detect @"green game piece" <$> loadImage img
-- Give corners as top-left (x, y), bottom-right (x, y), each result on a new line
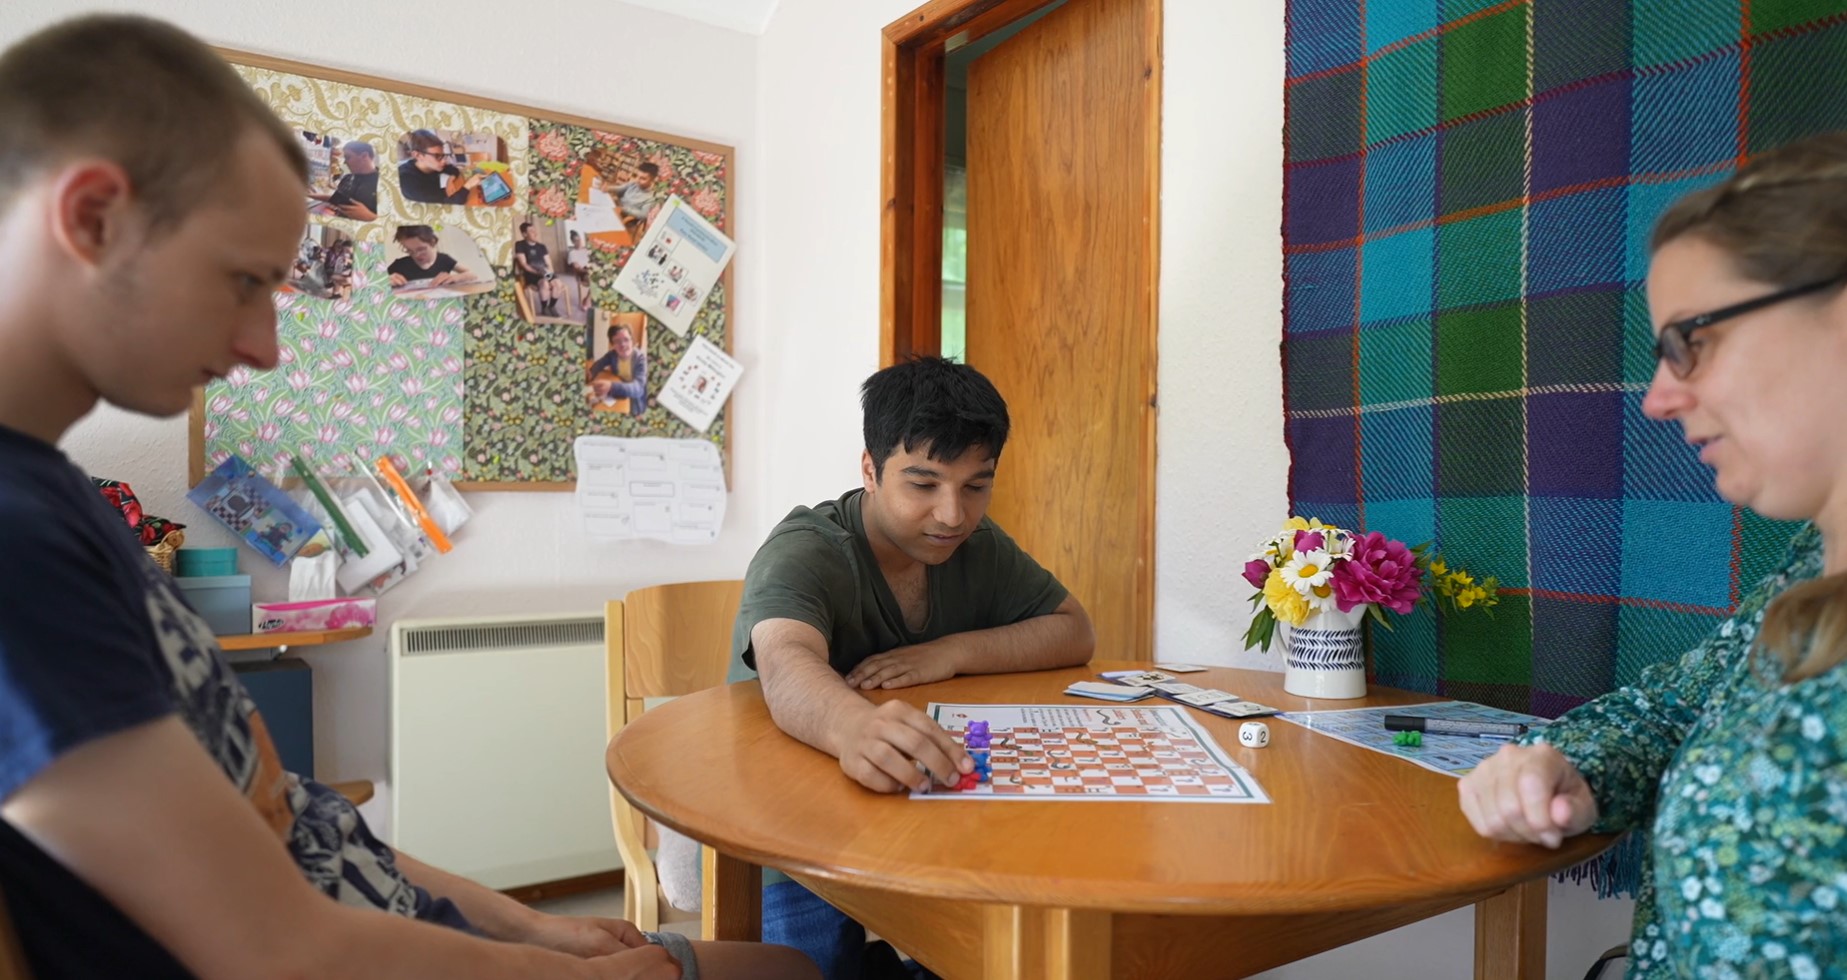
top-left (1393, 731), bottom-right (1422, 747)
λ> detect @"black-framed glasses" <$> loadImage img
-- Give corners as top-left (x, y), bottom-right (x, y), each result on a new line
top-left (1655, 274), bottom-right (1846, 378)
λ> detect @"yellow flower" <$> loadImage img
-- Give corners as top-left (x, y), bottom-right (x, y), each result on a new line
top-left (1428, 557), bottom-right (1448, 577)
top-left (1456, 586), bottom-right (1488, 609)
top-left (1281, 515), bottom-right (1329, 533)
top-left (1263, 569), bottom-right (1311, 627)
top-left (1446, 570), bottom-right (1474, 590)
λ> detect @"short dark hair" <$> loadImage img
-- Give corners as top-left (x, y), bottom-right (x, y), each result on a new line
top-left (394, 224), bottom-right (438, 245)
top-left (406, 129), bottom-right (445, 154)
top-left (519, 221), bottom-right (533, 234)
top-left (0, 15), bottom-right (306, 229)
top-left (607, 323), bottom-right (632, 341)
top-left (341, 140), bottom-right (374, 162)
top-left (861, 357), bottom-right (1009, 479)
top-left (638, 162), bottom-right (660, 177)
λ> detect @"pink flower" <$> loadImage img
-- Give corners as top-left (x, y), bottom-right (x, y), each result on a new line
top-left (1242, 559), bottom-right (1271, 590)
top-left (1293, 530), bottom-right (1324, 553)
top-left (690, 187), bottom-right (722, 219)
top-left (535, 186), bottom-right (572, 218)
top-left (534, 130), bottom-right (571, 161)
top-left (1330, 532), bottom-right (1422, 614)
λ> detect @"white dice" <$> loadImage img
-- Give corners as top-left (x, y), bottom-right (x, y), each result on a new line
top-left (1238, 721), bottom-right (1270, 748)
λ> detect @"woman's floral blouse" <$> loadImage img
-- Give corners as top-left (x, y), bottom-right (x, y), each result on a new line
top-left (1527, 525), bottom-right (1846, 978)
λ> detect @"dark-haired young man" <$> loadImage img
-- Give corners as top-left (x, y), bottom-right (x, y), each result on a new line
top-left (0, 15), bottom-right (812, 980)
top-left (397, 128), bottom-right (479, 205)
top-left (729, 356), bottom-right (1095, 979)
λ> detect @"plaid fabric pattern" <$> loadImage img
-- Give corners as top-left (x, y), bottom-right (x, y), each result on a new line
top-left (1283, 0), bottom-right (1847, 719)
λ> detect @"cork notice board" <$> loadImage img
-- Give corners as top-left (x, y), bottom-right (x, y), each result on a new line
top-left (190, 50), bottom-right (734, 490)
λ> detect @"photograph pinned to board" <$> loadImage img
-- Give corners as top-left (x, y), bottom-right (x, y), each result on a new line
top-left (386, 224), bottom-right (496, 298)
top-left (303, 134), bottom-right (380, 221)
top-left (510, 215), bottom-right (589, 325)
top-left (583, 310), bottom-right (649, 417)
top-left (187, 455), bottom-right (325, 566)
top-left (612, 195), bottom-right (736, 336)
top-left (282, 224), bottom-right (358, 300)
top-left (657, 335), bottom-right (741, 433)
top-left (573, 436), bottom-right (726, 545)
top-left (576, 146), bottom-right (660, 248)
top-left (394, 128), bottom-right (515, 207)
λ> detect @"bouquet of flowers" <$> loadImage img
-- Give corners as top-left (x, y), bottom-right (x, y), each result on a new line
top-left (1241, 517), bottom-right (1498, 652)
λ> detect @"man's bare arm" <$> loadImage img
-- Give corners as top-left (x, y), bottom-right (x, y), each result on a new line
top-left (844, 595), bottom-right (1095, 690)
top-left (753, 619), bottom-right (968, 792)
top-left (2, 717), bottom-right (674, 980)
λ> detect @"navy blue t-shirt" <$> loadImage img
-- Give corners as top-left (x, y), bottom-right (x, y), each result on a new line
top-left (0, 425), bottom-right (470, 976)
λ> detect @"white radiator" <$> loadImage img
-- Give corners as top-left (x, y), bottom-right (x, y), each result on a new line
top-left (389, 613), bottom-right (619, 889)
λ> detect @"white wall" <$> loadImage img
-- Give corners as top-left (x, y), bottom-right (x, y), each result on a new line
top-left (13, 1), bottom-right (1632, 975)
top-left (1, 0), bottom-right (765, 836)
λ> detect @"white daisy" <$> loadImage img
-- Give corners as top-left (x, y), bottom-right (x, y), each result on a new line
top-left (1280, 550), bottom-right (1334, 596)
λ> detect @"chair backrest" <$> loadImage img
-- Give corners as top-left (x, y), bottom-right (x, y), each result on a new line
top-left (622, 579), bottom-right (742, 704)
top-left (604, 580), bottom-right (743, 934)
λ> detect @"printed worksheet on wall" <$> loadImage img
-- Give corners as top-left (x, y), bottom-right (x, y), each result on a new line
top-left (573, 436), bottom-right (726, 544)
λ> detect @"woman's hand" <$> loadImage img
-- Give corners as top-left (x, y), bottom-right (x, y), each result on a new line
top-left (1457, 742), bottom-right (1598, 849)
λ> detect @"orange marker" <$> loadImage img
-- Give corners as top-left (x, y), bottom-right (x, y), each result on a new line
top-left (374, 456), bottom-right (453, 554)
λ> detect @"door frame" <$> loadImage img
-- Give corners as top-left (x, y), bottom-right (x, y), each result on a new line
top-left (878, 0), bottom-right (1163, 659)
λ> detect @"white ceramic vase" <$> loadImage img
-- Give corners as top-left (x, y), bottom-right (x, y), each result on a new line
top-left (1282, 603), bottom-right (1369, 700)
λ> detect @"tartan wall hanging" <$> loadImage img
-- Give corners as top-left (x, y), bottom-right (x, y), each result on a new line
top-left (1281, 0), bottom-right (1847, 723)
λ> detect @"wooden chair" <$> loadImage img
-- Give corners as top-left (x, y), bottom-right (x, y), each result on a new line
top-left (605, 580), bottom-right (744, 934)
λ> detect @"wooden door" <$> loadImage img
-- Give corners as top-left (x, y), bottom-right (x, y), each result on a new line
top-left (964, 0), bottom-right (1159, 660)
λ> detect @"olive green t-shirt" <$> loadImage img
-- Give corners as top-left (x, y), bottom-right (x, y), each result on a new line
top-left (728, 489), bottom-right (1068, 681)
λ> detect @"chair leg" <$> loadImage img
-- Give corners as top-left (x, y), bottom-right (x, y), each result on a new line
top-left (611, 791), bottom-right (659, 932)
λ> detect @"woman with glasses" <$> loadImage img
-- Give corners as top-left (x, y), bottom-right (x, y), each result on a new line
top-left (1459, 132), bottom-right (1847, 976)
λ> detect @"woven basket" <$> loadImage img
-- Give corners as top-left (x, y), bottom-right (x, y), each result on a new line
top-left (145, 530), bottom-right (184, 574)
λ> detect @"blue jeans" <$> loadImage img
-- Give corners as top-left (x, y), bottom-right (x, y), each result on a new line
top-left (763, 880), bottom-right (865, 980)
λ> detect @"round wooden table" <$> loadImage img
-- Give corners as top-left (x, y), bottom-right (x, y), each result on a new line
top-left (607, 662), bottom-right (1612, 979)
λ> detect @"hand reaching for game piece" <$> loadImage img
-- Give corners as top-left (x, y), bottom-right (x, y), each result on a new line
top-left (833, 699), bottom-right (971, 793)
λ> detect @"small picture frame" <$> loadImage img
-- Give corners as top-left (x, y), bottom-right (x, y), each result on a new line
top-left (186, 455), bottom-right (325, 566)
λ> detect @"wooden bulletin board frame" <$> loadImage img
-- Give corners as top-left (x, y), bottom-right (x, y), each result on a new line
top-left (190, 49), bottom-right (735, 491)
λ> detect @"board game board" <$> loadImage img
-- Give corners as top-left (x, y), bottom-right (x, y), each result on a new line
top-left (1277, 701), bottom-right (1550, 777)
top-left (912, 704), bottom-right (1269, 803)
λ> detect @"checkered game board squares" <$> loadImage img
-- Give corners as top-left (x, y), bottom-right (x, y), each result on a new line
top-left (1281, 0), bottom-right (1846, 715)
top-left (981, 727), bottom-right (1243, 797)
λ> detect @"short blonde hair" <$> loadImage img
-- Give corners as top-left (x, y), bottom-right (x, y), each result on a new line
top-left (0, 15), bottom-right (306, 230)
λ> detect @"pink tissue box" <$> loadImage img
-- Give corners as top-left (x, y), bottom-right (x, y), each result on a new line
top-left (251, 597), bottom-right (377, 634)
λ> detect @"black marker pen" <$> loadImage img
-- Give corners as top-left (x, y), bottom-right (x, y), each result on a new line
top-left (1383, 714), bottom-right (1529, 739)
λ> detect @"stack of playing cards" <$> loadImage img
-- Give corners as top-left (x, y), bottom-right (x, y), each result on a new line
top-left (1065, 681), bottom-right (1156, 702)
top-left (1096, 670), bottom-right (1284, 719)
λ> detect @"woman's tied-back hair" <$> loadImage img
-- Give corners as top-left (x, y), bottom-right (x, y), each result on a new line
top-left (1651, 131), bottom-right (1847, 682)
top-left (861, 357), bottom-right (1010, 480)
top-left (0, 15), bottom-right (306, 232)
top-left (1651, 131), bottom-right (1847, 289)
